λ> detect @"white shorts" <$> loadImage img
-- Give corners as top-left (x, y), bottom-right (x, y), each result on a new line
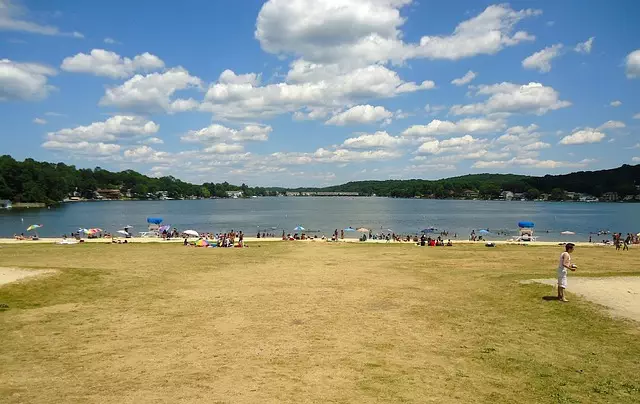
top-left (557, 268), bottom-right (567, 288)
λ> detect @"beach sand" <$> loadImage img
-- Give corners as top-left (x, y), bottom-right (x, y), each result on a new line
top-left (0, 236), bottom-right (604, 247)
top-left (527, 277), bottom-right (640, 322)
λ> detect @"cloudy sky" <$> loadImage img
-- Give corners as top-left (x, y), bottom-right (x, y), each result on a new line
top-left (1, 0), bottom-right (639, 186)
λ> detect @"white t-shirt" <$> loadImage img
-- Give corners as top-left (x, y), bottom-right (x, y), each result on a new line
top-left (558, 251), bottom-right (571, 271)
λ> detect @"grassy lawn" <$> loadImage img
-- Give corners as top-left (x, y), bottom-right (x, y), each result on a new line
top-left (1, 242), bottom-right (639, 403)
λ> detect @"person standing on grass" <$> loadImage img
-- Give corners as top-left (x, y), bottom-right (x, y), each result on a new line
top-left (557, 243), bottom-right (577, 302)
top-left (623, 233), bottom-right (631, 251)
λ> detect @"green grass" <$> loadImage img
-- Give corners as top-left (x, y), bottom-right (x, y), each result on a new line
top-left (0, 242), bottom-right (639, 403)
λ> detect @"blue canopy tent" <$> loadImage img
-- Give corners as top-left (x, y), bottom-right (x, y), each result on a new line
top-left (147, 217), bottom-right (163, 225)
top-left (518, 221), bottom-right (535, 228)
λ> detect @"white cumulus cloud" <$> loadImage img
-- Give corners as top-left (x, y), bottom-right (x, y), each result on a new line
top-left (100, 67), bottom-right (202, 113)
top-left (0, 59), bottom-right (56, 101)
top-left (33, 117), bottom-right (46, 125)
top-left (202, 65), bottom-right (434, 119)
top-left (42, 141), bottom-right (121, 156)
top-left (46, 115), bottom-right (159, 144)
top-left (609, 100), bottom-right (622, 107)
top-left (451, 70), bottom-right (477, 86)
top-left (574, 37), bottom-right (594, 54)
top-left (342, 131), bottom-right (405, 149)
top-left (0, 0), bottom-right (83, 37)
top-left (325, 105), bottom-right (393, 125)
top-left (181, 124), bottom-right (272, 144)
top-left (522, 44), bottom-right (563, 73)
top-left (559, 129), bottom-right (606, 145)
top-left (402, 117), bottom-right (505, 136)
top-left (255, 1), bottom-right (539, 65)
top-left (61, 49), bottom-right (165, 79)
top-left (625, 49), bottom-right (640, 79)
top-left (472, 157), bottom-right (590, 169)
top-left (450, 82), bottom-right (571, 116)
top-left (597, 120), bottom-right (625, 130)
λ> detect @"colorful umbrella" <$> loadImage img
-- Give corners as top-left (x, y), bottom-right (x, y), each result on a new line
top-left (479, 229), bottom-right (490, 235)
top-left (87, 228), bottom-right (102, 234)
top-left (26, 224), bottom-right (43, 231)
top-left (183, 230), bottom-right (199, 237)
top-left (293, 225), bottom-right (305, 231)
top-left (195, 239), bottom-right (210, 247)
top-left (356, 227), bottom-right (370, 233)
top-left (344, 227), bottom-right (355, 232)
top-left (116, 230), bottom-right (130, 236)
top-left (158, 225), bottom-right (171, 233)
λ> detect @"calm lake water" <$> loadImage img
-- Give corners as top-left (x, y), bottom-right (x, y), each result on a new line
top-left (1, 198), bottom-right (638, 241)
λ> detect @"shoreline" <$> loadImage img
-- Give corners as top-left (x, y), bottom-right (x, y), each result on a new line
top-left (0, 237), bottom-right (605, 247)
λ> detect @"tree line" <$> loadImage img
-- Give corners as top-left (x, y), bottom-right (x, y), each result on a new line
top-left (0, 155), bottom-right (276, 205)
top-left (1, 155), bottom-right (638, 204)
top-left (290, 165), bottom-right (640, 199)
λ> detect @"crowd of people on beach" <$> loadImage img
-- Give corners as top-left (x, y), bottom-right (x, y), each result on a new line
top-left (184, 230), bottom-right (245, 248)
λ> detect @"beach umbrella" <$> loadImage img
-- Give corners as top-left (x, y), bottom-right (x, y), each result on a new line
top-left (116, 230), bottom-right (130, 236)
top-left (147, 217), bottom-right (163, 225)
top-left (356, 227), bottom-right (370, 233)
top-left (195, 239), bottom-right (210, 247)
top-left (293, 225), bottom-right (305, 231)
top-left (183, 230), bottom-right (199, 237)
top-left (561, 231), bottom-right (576, 235)
top-left (158, 225), bottom-right (171, 233)
top-left (478, 229), bottom-right (491, 235)
top-left (518, 221), bottom-right (535, 228)
top-left (344, 227), bottom-right (355, 232)
top-left (26, 224), bottom-right (43, 238)
top-left (87, 228), bottom-right (102, 234)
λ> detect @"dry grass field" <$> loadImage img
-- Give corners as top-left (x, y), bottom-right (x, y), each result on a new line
top-left (1, 242), bottom-right (639, 403)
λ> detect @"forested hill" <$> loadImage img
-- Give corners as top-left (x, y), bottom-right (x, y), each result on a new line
top-left (289, 164), bottom-right (640, 199)
top-left (0, 155), bottom-right (273, 204)
top-left (1, 155), bottom-right (639, 203)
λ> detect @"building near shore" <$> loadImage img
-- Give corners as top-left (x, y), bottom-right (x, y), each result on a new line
top-left (226, 191), bottom-right (243, 198)
top-left (0, 200), bottom-right (12, 209)
top-left (95, 189), bottom-right (122, 200)
top-left (600, 192), bottom-right (619, 202)
top-left (286, 191), bottom-right (360, 197)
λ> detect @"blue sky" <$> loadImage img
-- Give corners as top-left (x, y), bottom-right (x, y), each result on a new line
top-left (1, 0), bottom-right (639, 186)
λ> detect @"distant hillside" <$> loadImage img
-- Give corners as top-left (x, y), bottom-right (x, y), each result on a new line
top-left (288, 165), bottom-right (640, 199)
top-left (1, 154), bottom-right (638, 203)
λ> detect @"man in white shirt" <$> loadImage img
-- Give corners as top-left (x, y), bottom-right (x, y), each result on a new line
top-left (557, 243), bottom-right (577, 302)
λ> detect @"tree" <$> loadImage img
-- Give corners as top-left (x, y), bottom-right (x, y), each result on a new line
top-left (525, 187), bottom-right (540, 200)
top-left (550, 188), bottom-right (566, 201)
top-left (479, 183), bottom-right (501, 199)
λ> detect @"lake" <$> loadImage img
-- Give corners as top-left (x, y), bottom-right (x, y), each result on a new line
top-left (0, 198), bottom-right (637, 241)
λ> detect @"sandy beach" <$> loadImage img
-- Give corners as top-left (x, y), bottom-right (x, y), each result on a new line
top-left (0, 236), bottom-right (604, 247)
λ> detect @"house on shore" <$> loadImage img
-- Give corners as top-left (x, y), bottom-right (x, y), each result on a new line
top-left (95, 189), bottom-right (122, 200)
top-left (226, 191), bottom-right (243, 198)
top-left (0, 200), bottom-right (12, 209)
